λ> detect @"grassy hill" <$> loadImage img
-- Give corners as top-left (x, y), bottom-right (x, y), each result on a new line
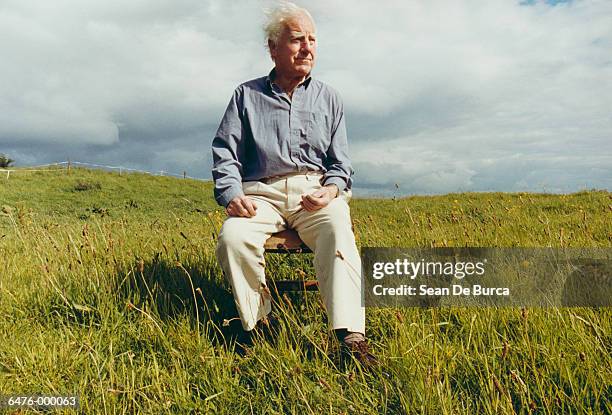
top-left (0, 167), bottom-right (610, 414)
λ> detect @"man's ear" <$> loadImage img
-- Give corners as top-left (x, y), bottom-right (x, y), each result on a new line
top-left (268, 39), bottom-right (276, 61)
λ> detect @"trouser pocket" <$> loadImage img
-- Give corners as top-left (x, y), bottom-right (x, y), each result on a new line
top-left (242, 181), bottom-right (261, 195)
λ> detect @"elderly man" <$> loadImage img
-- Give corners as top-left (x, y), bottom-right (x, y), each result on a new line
top-left (212, 3), bottom-right (376, 365)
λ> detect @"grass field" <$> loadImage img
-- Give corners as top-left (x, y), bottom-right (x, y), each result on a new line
top-left (0, 167), bottom-right (610, 414)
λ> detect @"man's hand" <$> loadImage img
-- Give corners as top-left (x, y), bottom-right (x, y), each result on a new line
top-left (300, 184), bottom-right (339, 212)
top-left (226, 196), bottom-right (258, 217)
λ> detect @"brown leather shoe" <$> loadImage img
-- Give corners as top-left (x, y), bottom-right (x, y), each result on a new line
top-left (339, 332), bottom-right (379, 368)
top-left (344, 339), bottom-right (379, 367)
top-left (234, 318), bottom-right (278, 356)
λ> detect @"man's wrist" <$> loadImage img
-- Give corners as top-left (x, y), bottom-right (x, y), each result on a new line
top-left (216, 182), bottom-right (245, 208)
top-left (325, 184), bottom-right (339, 198)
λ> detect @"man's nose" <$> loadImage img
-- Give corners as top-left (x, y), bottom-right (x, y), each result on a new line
top-left (301, 41), bottom-right (314, 54)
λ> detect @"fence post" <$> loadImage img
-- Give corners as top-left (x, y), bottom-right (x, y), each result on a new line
top-left (67, 159), bottom-right (71, 175)
top-left (183, 171), bottom-right (186, 179)
top-left (5, 170), bottom-right (9, 180)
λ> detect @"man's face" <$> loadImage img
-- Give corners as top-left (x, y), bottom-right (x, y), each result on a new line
top-left (269, 13), bottom-right (316, 79)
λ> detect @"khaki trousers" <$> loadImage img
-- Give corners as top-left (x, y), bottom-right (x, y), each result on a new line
top-left (216, 172), bottom-right (365, 334)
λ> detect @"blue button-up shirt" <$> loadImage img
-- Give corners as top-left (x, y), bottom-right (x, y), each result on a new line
top-left (211, 69), bottom-right (354, 207)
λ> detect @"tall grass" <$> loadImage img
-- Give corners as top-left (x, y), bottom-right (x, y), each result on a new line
top-left (0, 167), bottom-right (610, 414)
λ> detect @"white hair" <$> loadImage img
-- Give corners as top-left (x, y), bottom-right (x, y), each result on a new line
top-left (263, 1), bottom-right (315, 47)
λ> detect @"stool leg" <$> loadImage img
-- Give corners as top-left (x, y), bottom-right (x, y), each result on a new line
top-left (270, 279), bottom-right (319, 292)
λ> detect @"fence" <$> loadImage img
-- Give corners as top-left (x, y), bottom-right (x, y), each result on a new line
top-left (0, 161), bottom-right (205, 181)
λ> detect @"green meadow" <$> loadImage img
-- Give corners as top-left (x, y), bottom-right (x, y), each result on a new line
top-left (0, 167), bottom-right (610, 414)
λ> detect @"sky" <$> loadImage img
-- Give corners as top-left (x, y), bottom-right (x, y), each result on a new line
top-left (1, 0), bottom-right (610, 196)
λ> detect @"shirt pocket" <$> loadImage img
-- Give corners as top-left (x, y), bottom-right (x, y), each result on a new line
top-left (297, 111), bottom-right (330, 158)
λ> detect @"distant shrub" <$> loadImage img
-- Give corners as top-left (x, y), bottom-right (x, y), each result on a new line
top-left (0, 154), bottom-right (14, 168)
top-left (90, 205), bottom-right (109, 217)
top-left (74, 181), bottom-right (102, 192)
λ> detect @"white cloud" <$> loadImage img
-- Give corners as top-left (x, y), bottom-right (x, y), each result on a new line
top-left (0, 0), bottom-right (270, 148)
top-left (0, 0), bottom-right (610, 194)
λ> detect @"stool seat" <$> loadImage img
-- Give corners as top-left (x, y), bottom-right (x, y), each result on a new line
top-left (264, 229), bottom-right (311, 253)
top-left (264, 229), bottom-right (317, 291)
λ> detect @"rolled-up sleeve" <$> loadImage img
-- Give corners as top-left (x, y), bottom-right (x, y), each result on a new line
top-left (321, 93), bottom-right (354, 192)
top-left (212, 87), bottom-right (246, 207)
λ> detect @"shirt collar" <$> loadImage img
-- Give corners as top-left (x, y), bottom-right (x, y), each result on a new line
top-left (266, 68), bottom-right (313, 93)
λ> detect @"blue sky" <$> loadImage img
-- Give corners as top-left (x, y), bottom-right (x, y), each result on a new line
top-left (0, 0), bottom-right (610, 196)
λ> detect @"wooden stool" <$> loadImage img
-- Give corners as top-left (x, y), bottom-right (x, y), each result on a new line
top-left (264, 229), bottom-right (318, 292)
